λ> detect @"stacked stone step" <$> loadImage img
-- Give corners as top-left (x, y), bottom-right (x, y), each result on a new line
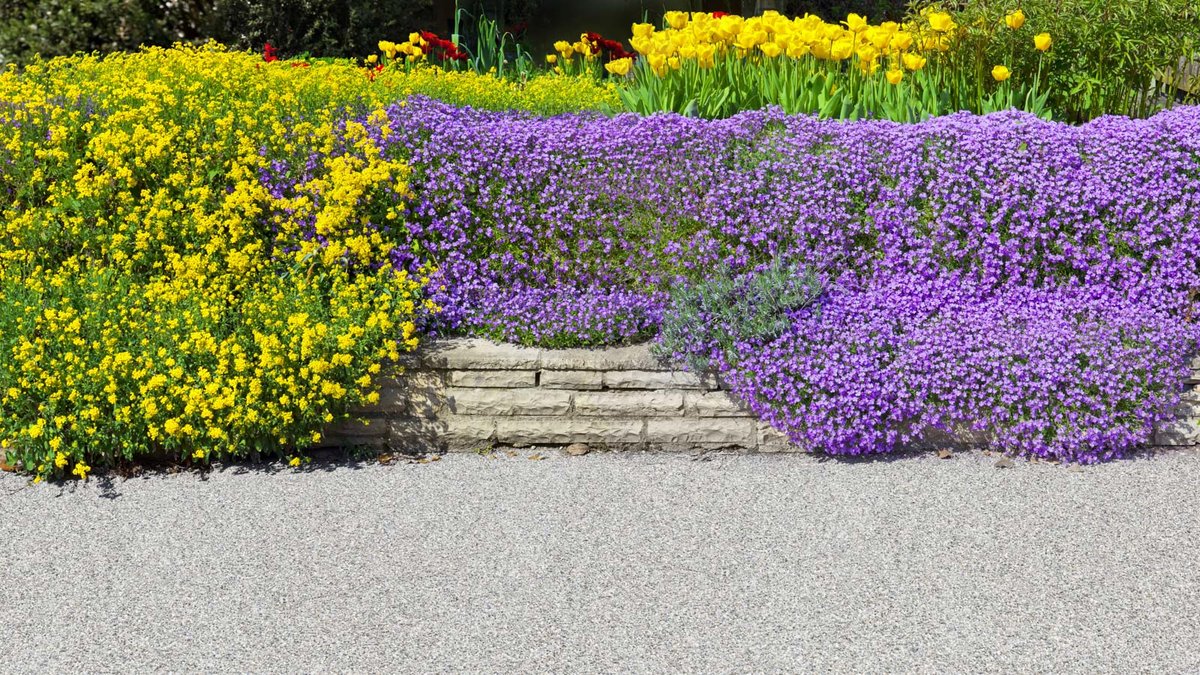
top-left (322, 338), bottom-right (796, 453)
top-left (1155, 356), bottom-right (1200, 446)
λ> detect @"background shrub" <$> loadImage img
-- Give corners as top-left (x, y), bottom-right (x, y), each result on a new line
top-left (936, 0), bottom-right (1200, 121)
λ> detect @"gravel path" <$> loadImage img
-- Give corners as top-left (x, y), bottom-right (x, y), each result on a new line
top-left (3, 448), bottom-right (1200, 673)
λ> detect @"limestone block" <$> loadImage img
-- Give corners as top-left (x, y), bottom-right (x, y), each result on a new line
top-left (448, 369), bottom-right (537, 388)
top-left (539, 344), bottom-right (664, 371)
top-left (604, 370), bottom-right (715, 390)
top-left (320, 416), bottom-right (389, 448)
top-left (388, 415), bottom-right (498, 452)
top-left (1156, 418), bottom-right (1200, 446)
top-left (494, 417), bottom-right (644, 446)
top-left (446, 387), bottom-right (572, 416)
top-left (370, 370), bottom-right (446, 417)
top-left (415, 338), bottom-right (542, 370)
top-left (539, 370), bottom-right (604, 390)
top-left (756, 421), bottom-right (803, 452)
top-left (644, 418), bottom-right (756, 446)
top-left (573, 391), bottom-right (684, 416)
top-left (684, 391), bottom-right (752, 417)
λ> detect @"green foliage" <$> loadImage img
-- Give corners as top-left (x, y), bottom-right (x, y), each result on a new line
top-left (655, 259), bottom-right (824, 373)
top-left (217, 0), bottom-right (443, 60)
top-left (0, 0), bottom-right (228, 66)
top-left (933, 0), bottom-right (1200, 121)
top-left (0, 0), bottom-right (443, 66)
top-left (617, 51), bottom-right (1052, 121)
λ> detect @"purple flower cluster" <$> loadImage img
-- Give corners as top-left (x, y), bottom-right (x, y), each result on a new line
top-left (261, 98), bottom-right (1200, 461)
top-left (718, 273), bottom-right (1191, 462)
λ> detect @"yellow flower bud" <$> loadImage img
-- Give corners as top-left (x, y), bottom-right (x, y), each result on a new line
top-left (1005, 10), bottom-right (1026, 29)
top-left (992, 64), bottom-right (1012, 81)
top-left (902, 52), bottom-right (927, 71)
top-left (927, 12), bottom-right (956, 32)
top-left (1034, 32), bottom-right (1052, 51)
top-left (604, 57), bottom-right (633, 77)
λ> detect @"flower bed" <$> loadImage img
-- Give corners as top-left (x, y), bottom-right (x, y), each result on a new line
top-left (270, 98), bottom-right (1200, 463)
top-left (3, 42), bottom-right (1200, 477)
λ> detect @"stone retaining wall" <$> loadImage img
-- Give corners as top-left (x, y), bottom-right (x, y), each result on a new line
top-left (322, 338), bottom-right (796, 453)
top-left (323, 338), bottom-right (1200, 454)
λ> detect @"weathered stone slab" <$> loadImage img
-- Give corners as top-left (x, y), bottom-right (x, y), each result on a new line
top-left (756, 421), bottom-right (791, 448)
top-left (415, 338), bottom-right (542, 370)
top-left (644, 419), bottom-right (756, 445)
top-left (539, 344), bottom-right (665, 371)
top-left (448, 370), bottom-right (537, 388)
top-left (1156, 418), bottom-right (1200, 446)
top-left (368, 371), bottom-right (446, 417)
top-left (446, 387), bottom-right (572, 416)
top-left (321, 416), bottom-right (389, 448)
top-left (539, 369), bottom-right (604, 390)
top-left (685, 391), bottom-right (752, 417)
top-left (574, 391), bottom-right (684, 416)
top-left (494, 417), bottom-right (644, 446)
top-left (604, 370), bottom-right (715, 390)
top-left (387, 415), bottom-right (497, 452)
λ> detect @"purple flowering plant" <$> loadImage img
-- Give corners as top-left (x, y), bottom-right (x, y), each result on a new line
top-left (263, 97), bottom-right (1200, 462)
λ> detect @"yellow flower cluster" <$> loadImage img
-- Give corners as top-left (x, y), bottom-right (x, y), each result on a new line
top-left (628, 9), bottom-right (961, 78)
top-left (0, 44), bottom-right (436, 481)
top-left (378, 33), bottom-right (431, 61)
top-left (377, 64), bottom-right (619, 115)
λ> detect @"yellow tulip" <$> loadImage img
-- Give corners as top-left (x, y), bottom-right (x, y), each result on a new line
top-left (890, 31), bottom-right (914, 51)
top-left (632, 22), bottom-right (656, 39)
top-left (1034, 32), bottom-right (1052, 51)
top-left (667, 56), bottom-right (681, 69)
top-left (786, 43), bottom-right (811, 59)
top-left (1005, 10), bottom-right (1026, 29)
top-left (992, 64), bottom-right (1012, 81)
top-left (664, 11), bottom-right (689, 30)
top-left (604, 57), bottom-right (633, 76)
top-left (886, 68), bottom-right (904, 85)
top-left (927, 12), bottom-right (957, 32)
top-left (759, 42), bottom-right (783, 58)
top-left (546, 54), bottom-right (557, 64)
top-left (554, 40), bottom-right (571, 53)
top-left (843, 13), bottom-right (869, 32)
top-left (830, 38), bottom-right (855, 61)
top-left (647, 53), bottom-right (667, 76)
top-left (902, 52), bottom-right (927, 71)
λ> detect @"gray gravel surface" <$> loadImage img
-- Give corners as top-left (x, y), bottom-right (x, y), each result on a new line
top-left (3, 448), bottom-right (1200, 673)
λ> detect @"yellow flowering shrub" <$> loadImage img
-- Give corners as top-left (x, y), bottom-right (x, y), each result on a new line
top-left (0, 44), bottom-right (453, 479)
top-left (379, 64), bottom-right (619, 115)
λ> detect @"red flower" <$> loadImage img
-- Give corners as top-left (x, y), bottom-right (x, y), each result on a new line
top-left (711, 11), bottom-right (730, 18)
top-left (263, 42), bottom-right (279, 62)
top-left (419, 30), bottom-right (469, 62)
top-left (583, 32), bottom-right (636, 62)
